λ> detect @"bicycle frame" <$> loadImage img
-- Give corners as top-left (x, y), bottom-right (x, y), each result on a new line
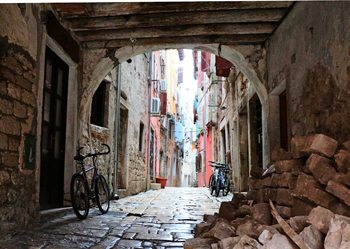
top-left (74, 144), bottom-right (110, 197)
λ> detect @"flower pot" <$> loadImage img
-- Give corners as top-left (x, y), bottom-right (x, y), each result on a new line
top-left (156, 177), bottom-right (167, 188)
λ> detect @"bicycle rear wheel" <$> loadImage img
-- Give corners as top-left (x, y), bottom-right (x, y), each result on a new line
top-left (210, 176), bottom-right (216, 195)
top-left (223, 179), bottom-right (230, 196)
top-left (95, 175), bottom-right (110, 214)
top-left (215, 180), bottom-right (220, 197)
top-left (70, 174), bottom-right (89, 219)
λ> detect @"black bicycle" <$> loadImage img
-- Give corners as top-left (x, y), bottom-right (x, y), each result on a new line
top-left (208, 161), bottom-right (230, 197)
top-left (70, 144), bottom-right (111, 219)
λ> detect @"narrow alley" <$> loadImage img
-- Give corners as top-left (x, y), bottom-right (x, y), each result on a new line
top-left (2, 2), bottom-right (350, 248)
top-left (0, 188), bottom-right (232, 249)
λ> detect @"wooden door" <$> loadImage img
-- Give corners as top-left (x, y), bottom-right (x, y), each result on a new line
top-left (40, 48), bottom-right (68, 210)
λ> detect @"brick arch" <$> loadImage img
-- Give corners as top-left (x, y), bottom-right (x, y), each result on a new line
top-left (79, 44), bottom-right (270, 165)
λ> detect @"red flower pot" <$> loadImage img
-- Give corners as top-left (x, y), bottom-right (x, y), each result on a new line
top-left (156, 177), bottom-right (167, 188)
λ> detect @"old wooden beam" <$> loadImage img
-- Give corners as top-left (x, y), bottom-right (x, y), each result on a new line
top-left (75, 23), bottom-right (276, 42)
top-left (269, 200), bottom-right (310, 249)
top-left (66, 9), bottom-right (287, 31)
top-left (83, 34), bottom-right (269, 49)
top-left (54, 2), bottom-right (293, 18)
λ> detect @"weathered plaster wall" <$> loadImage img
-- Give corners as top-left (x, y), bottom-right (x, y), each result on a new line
top-left (0, 4), bottom-right (39, 230)
top-left (267, 2), bottom-right (350, 143)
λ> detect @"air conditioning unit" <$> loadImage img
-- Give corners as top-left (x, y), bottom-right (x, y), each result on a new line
top-left (150, 97), bottom-right (160, 114)
top-left (160, 79), bottom-right (167, 92)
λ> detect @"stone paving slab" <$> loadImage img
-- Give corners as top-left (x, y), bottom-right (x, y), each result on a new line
top-left (0, 187), bottom-right (232, 248)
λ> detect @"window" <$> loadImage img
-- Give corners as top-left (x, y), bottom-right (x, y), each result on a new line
top-left (139, 122), bottom-right (144, 152)
top-left (90, 81), bottom-right (108, 127)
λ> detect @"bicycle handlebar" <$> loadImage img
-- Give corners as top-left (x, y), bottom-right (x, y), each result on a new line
top-left (209, 160), bottom-right (228, 167)
top-left (74, 144), bottom-right (110, 161)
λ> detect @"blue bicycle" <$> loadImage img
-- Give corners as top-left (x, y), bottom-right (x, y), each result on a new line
top-left (209, 161), bottom-right (230, 197)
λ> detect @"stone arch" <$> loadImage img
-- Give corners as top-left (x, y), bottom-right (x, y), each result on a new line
top-left (80, 44), bottom-right (270, 165)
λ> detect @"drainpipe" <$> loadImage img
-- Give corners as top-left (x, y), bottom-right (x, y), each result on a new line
top-left (203, 78), bottom-right (207, 187)
top-left (146, 51), bottom-right (152, 190)
top-left (113, 64), bottom-right (121, 199)
top-left (164, 115), bottom-right (169, 179)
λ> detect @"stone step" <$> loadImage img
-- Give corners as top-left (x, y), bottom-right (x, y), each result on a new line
top-left (150, 183), bottom-right (161, 190)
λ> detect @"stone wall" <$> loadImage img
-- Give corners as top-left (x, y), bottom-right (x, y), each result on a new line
top-left (0, 4), bottom-right (39, 230)
top-left (267, 2), bottom-right (350, 143)
top-left (118, 54), bottom-right (149, 196)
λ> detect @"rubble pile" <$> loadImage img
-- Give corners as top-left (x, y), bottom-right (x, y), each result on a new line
top-left (185, 134), bottom-right (350, 249)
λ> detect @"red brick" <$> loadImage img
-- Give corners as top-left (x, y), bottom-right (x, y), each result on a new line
top-left (260, 176), bottom-right (272, 188)
top-left (195, 222), bottom-right (212, 238)
top-left (326, 180), bottom-right (350, 207)
top-left (342, 139), bottom-right (350, 152)
top-left (271, 173), bottom-right (297, 189)
top-left (330, 202), bottom-right (350, 217)
top-left (332, 172), bottom-right (350, 187)
top-left (291, 197), bottom-right (316, 216)
top-left (252, 203), bottom-right (271, 225)
top-left (249, 178), bottom-right (261, 190)
top-left (275, 205), bottom-right (292, 219)
top-left (293, 173), bottom-right (337, 209)
top-left (306, 154), bottom-right (336, 185)
top-left (291, 135), bottom-right (313, 158)
top-left (288, 216), bottom-right (309, 233)
top-left (302, 133), bottom-right (338, 158)
top-left (259, 188), bottom-right (277, 203)
top-left (271, 147), bottom-right (293, 162)
top-left (203, 219), bottom-right (235, 240)
top-left (276, 188), bottom-right (293, 206)
top-left (219, 201), bottom-right (237, 221)
top-left (334, 149), bottom-right (350, 173)
top-left (274, 159), bottom-right (301, 175)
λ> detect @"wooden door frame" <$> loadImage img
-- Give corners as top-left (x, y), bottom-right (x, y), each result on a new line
top-left (36, 34), bottom-right (78, 209)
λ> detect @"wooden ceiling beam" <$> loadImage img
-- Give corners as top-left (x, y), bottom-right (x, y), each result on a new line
top-left (75, 23), bottom-right (276, 42)
top-left (54, 2), bottom-right (293, 18)
top-left (66, 9), bottom-right (287, 31)
top-left (83, 34), bottom-right (269, 49)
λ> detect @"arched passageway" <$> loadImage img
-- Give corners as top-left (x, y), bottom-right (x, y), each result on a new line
top-left (79, 44), bottom-right (270, 167)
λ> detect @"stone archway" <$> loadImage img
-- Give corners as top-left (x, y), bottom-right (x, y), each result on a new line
top-left (79, 44), bottom-right (270, 166)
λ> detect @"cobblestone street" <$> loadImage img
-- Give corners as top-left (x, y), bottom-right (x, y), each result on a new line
top-left (0, 187), bottom-right (232, 249)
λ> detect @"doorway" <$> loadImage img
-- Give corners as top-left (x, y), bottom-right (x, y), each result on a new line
top-left (249, 94), bottom-right (263, 169)
top-left (40, 48), bottom-right (69, 210)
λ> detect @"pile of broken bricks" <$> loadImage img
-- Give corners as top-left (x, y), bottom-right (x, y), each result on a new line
top-left (185, 133), bottom-right (350, 248)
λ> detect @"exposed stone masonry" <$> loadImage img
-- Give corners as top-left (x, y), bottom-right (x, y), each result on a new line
top-left (0, 36), bottom-right (38, 229)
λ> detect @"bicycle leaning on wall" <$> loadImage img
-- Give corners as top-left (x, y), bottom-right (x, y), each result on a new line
top-left (70, 144), bottom-right (111, 219)
top-left (208, 161), bottom-right (230, 197)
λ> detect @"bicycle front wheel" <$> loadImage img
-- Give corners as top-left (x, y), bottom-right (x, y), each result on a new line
top-left (95, 175), bottom-right (110, 214)
top-left (70, 173), bottom-right (89, 219)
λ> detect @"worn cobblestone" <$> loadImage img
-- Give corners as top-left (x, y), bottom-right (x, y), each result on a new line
top-left (0, 187), bottom-right (231, 248)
